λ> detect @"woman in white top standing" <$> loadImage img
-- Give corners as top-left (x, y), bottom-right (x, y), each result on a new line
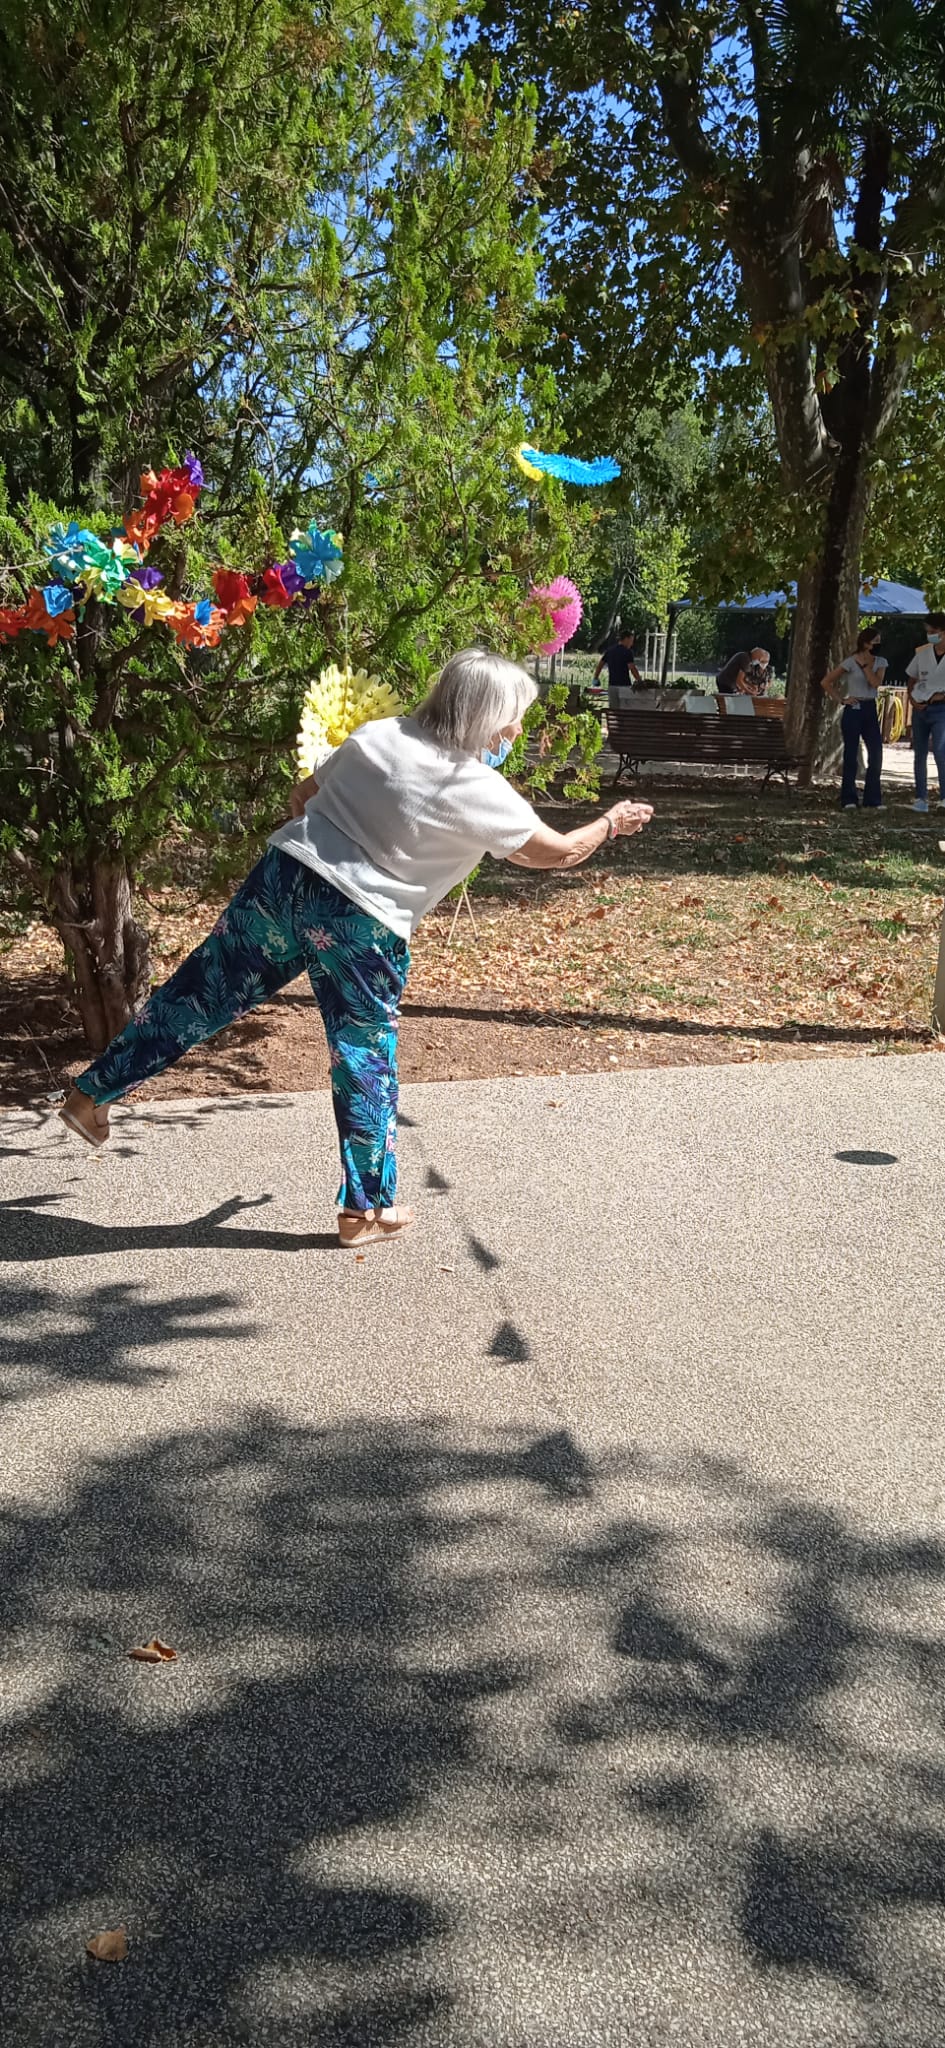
top-left (58, 649), bottom-right (653, 1247)
top-left (905, 611), bottom-right (945, 813)
top-left (820, 626), bottom-right (887, 811)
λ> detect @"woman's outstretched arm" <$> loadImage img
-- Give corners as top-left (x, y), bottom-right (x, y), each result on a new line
top-left (508, 799), bottom-right (653, 871)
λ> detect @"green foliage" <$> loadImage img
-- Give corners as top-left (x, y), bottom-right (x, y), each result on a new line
top-left (519, 684), bottom-right (602, 801)
top-left (567, 404), bottom-right (708, 644)
top-left (674, 605), bottom-right (716, 670)
top-left (474, 0), bottom-right (945, 665)
top-left (0, 1), bottom-right (577, 1020)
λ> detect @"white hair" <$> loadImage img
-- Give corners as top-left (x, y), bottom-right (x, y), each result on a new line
top-left (415, 648), bottom-right (538, 755)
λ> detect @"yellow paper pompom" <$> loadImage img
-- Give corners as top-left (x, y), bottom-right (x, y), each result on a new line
top-left (513, 442), bottom-right (546, 482)
top-left (297, 663), bottom-right (403, 775)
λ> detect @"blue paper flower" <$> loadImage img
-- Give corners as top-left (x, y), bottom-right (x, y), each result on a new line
top-left (517, 446), bottom-right (621, 487)
top-left (194, 598), bottom-right (213, 626)
top-left (42, 582), bottom-right (75, 618)
top-left (44, 521), bottom-right (101, 583)
top-left (289, 524), bottom-right (345, 584)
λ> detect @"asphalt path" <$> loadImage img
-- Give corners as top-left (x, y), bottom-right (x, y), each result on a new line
top-left (1, 1054), bottom-right (944, 2045)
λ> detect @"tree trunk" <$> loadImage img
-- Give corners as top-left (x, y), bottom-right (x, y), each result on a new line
top-left (784, 454), bottom-right (871, 779)
top-left (50, 857), bottom-right (152, 1054)
top-left (599, 565), bottom-right (628, 647)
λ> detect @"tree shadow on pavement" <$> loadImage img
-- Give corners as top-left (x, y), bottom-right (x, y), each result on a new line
top-left (0, 1275), bottom-right (257, 1402)
top-left (2, 1419), bottom-right (945, 2044)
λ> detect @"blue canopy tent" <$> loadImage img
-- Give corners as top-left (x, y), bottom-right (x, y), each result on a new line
top-left (719, 580), bottom-right (928, 614)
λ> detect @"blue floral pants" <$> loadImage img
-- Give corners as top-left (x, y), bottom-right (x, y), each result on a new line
top-left (75, 847), bottom-right (410, 1211)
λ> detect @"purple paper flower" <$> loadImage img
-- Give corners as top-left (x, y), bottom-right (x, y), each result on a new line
top-left (127, 563), bottom-right (163, 623)
top-left (183, 451), bottom-right (204, 491)
top-left (128, 565), bottom-right (164, 590)
top-left (273, 560), bottom-right (306, 599)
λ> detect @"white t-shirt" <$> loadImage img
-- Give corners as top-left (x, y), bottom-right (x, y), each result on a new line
top-left (906, 643), bottom-right (945, 703)
top-left (840, 652), bottom-right (887, 702)
top-left (269, 715), bottom-right (540, 939)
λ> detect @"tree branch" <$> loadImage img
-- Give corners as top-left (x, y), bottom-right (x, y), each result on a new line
top-left (651, 2), bottom-right (726, 193)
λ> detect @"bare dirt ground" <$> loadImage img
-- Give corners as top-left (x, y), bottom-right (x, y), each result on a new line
top-left (3, 779), bottom-right (943, 1109)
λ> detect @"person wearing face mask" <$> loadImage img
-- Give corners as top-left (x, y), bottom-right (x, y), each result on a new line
top-left (820, 626), bottom-right (887, 810)
top-left (906, 613), bottom-right (945, 813)
top-left (482, 734), bottom-right (514, 769)
top-left (56, 649), bottom-right (653, 1248)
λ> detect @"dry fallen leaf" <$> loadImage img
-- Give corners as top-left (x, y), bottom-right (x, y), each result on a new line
top-left (128, 1637), bottom-right (177, 1664)
top-left (86, 1927), bottom-right (128, 1963)
top-left (586, 905), bottom-right (607, 921)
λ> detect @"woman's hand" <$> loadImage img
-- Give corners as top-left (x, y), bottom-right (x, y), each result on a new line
top-left (608, 800), bottom-right (653, 838)
top-left (288, 773), bottom-right (319, 819)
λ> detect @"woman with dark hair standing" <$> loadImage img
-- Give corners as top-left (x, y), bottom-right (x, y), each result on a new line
top-left (820, 626), bottom-right (887, 811)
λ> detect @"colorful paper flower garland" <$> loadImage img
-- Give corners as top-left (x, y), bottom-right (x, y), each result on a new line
top-left (297, 664), bottom-right (403, 775)
top-left (513, 444), bottom-right (621, 487)
top-left (529, 576), bottom-right (583, 655)
top-left (0, 454), bottom-right (344, 649)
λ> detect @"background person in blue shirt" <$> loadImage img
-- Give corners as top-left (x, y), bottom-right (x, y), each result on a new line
top-left (593, 629), bottom-right (643, 691)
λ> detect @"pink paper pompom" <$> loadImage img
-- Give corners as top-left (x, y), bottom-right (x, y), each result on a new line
top-left (530, 576), bottom-right (583, 654)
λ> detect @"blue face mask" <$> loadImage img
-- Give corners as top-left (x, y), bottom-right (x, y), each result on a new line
top-left (482, 737), bottom-right (513, 769)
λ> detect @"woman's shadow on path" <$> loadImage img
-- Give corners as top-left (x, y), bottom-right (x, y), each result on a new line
top-left (0, 1191), bottom-right (339, 1261)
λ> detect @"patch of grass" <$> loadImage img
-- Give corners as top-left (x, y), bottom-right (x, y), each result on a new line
top-left (637, 980), bottom-right (680, 1001)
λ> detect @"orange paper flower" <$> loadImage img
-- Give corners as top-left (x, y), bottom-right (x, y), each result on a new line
top-left (22, 587), bottom-right (76, 644)
top-left (43, 608), bottom-right (76, 645)
top-left (167, 602), bottom-right (225, 648)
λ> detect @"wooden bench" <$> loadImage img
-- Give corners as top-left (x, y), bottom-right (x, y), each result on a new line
top-left (605, 706), bottom-right (799, 791)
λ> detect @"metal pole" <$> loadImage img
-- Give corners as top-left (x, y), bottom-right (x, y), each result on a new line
top-left (934, 901), bottom-right (945, 1034)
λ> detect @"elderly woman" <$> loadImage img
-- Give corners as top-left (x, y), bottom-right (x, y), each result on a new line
top-left (60, 648), bottom-right (653, 1246)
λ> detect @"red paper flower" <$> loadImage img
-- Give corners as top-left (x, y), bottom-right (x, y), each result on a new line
top-left (212, 569), bottom-right (258, 625)
top-left (0, 606), bottom-right (27, 641)
top-left (261, 565), bottom-right (295, 609)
